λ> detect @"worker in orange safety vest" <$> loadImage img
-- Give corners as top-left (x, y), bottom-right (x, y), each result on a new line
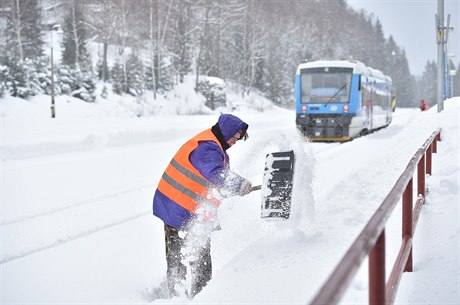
top-left (153, 114), bottom-right (252, 298)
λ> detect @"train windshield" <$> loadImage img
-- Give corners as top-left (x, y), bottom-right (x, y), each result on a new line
top-left (300, 67), bottom-right (353, 103)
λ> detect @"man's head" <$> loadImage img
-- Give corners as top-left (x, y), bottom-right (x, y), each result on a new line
top-left (217, 114), bottom-right (249, 147)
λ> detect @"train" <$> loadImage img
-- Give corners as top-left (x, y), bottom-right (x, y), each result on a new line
top-left (295, 60), bottom-right (393, 142)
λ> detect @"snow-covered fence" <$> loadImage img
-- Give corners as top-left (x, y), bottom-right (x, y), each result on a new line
top-left (308, 129), bottom-right (442, 305)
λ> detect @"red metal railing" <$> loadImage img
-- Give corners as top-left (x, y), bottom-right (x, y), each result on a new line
top-left (308, 128), bottom-right (442, 305)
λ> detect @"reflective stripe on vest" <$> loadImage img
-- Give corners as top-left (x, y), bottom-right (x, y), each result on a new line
top-left (157, 129), bottom-right (226, 213)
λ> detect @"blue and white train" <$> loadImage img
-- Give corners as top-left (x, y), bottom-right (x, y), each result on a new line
top-left (295, 60), bottom-right (393, 141)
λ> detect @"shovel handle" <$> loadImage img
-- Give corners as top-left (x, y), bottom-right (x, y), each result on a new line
top-left (251, 185), bottom-right (262, 191)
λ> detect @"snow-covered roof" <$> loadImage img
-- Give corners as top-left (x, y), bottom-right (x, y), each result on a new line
top-left (297, 59), bottom-right (391, 82)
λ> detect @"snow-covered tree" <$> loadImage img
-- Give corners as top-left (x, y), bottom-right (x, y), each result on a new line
top-left (86, 0), bottom-right (121, 82)
top-left (126, 52), bottom-right (144, 96)
top-left (4, 0), bottom-right (44, 61)
top-left (170, 0), bottom-right (194, 83)
top-left (194, 0), bottom-right (214, 88)
top-left (393, 49), bottom-right (417, 107)
top-left (34, 56), bottom-right (53, 95)
top-left (61, 0), bottom-right (87, 68)
top-left (0, 0), bottom-right (422, 108)
top-left (3, 58), bottom-right (35, 98)
top-left (59, 53), bottom-right (96, 102)
top-left (417, 61), bottom-right (437, 106)
top-left (111, 62), bottom-right (125, 95)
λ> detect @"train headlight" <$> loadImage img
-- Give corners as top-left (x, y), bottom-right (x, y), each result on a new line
top-left (301, 105), bottom-right (307, 112)
top-left (343, 104), bottom-right (349, 112)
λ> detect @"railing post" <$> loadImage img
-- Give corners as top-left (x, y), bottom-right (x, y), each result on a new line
top-left (426, 144), bottom-right (433, 175)
top-left (402, 178), bottom-right (413, 272)
top-left (436, 131), bottom-right (441, 142)
top-left (369, 230), bottom-right (386, 305)
top-left (417, 155), bottom-right (425, 199)
top-left (432, 136), bottom-right (438, 153)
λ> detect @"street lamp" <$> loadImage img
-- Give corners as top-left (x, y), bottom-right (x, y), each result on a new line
top-left (50, 24), bottom-right (60, 118)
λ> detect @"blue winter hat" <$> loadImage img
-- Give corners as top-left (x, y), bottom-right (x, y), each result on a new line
top-left (218, 114), bottom-right (249, 141)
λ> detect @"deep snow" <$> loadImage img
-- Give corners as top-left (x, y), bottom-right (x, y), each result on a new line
top-left (1, 89), bottom-right (459, 305)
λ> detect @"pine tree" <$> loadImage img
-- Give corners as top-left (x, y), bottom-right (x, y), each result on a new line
top-left (59, 0), bottom-right (96, 102)
top-left (59, 54), bottom-right (96, 102)
top-left (0, 64), bottom-right (7, 98)
top-left (34, 56), bottom-right (53, 95)
top-left (126, 52), bottom-right (144, 96)
top-left (417, 61), bottom-right (437, 106)
top-left (0, 55), bottom-right (13, 97)
top-left (111, 62), bottom-right (125, 95)
top-left (61, 0), bottom-right (87, 68)
top-left (393, 49), bottom-right (417, 107)
top-left (86, 0), bottom-right (121, 82)
top-left (6, 58), bottom-right (34, 98)
top-left (75, 52), bottom-right (97, 102)
top-left (194, 0), bottom-right (215, 88)
top-left (371, 19), bottom-right (389, 73)
top-left (171, 0), bottom-right (194, 83)
top-left (2, 0), bottom-right (44, 98)
top-left (4, 0), bottom-right (44, 61)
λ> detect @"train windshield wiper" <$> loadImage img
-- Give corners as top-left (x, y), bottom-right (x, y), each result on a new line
top-left (324, 83), bottom-right (347, 106)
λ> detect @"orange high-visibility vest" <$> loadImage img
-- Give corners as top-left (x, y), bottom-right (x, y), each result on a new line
top-left (157, 129), bottom-right (226, 213)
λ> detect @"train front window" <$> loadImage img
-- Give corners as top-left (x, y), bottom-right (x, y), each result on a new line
top-left (300, 67), bottom-right (353, 103)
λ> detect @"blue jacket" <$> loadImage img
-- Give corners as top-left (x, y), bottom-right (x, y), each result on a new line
top-left (153, 114), bottom-right (248, 229)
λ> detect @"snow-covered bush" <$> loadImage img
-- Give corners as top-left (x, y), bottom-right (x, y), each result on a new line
top-left (2, 59), bottom-right (35, 98)
top-left (59, 63), bottom-right (96, 102)
top-left (126, 53), bottom-right (144, 96)
top-left (195, 77), bottom-right (227, 110)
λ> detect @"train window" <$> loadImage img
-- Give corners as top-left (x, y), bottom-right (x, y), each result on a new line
top-left (300, 67), bottom-right (352, 103)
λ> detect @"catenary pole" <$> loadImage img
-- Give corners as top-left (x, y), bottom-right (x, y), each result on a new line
top-left (436, 0), bottom-right (445, 112)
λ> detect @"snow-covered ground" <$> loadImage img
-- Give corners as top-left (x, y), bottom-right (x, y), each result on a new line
top-left (1, 90), bottom-right (459, 305)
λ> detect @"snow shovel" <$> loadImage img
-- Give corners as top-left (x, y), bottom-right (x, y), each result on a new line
top-left (259, 150), bottom-right (295, 219)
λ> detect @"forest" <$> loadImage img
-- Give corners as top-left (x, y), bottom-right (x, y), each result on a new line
top-left (1, 0), bottom-right (459, 108)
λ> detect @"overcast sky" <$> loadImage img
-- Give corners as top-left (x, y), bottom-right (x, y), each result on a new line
top-left (348, 0), bottom-right (459, 76)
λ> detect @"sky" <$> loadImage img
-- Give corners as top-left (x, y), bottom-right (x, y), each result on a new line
top-left (348, 0), bottom-right (460, 76)
top-left (1, 79), bottom-right (459, 304)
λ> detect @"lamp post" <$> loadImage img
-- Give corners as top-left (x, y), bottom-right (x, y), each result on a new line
top-left (50, 26), bottom-right (55, 118)
top-left (50, 24), bottom-right (59, 118)
top-left (391, 51), bottom-right (396, 111)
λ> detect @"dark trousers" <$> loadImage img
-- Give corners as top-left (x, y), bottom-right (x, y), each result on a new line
top-left (164, 223), bottom-right (212, 298)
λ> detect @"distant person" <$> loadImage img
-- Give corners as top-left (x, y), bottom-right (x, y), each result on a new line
top-left (152, 114), bottom-right (253, 298)
top-left (420, 99), bottom-right (427, 111)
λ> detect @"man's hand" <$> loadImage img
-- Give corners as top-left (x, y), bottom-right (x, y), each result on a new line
top-left (239, 179), bottom-right (253, 196)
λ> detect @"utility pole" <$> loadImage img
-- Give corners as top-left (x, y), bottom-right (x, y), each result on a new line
top-left (435, 0), bottom-right (454, 112)
top-left (436, 0), bottom-right (445, 112)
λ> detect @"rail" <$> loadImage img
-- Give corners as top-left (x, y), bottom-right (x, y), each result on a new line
top-left (308, 128), bottom-right (442, 305)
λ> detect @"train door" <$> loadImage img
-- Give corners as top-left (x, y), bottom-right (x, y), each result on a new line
top-left (363, 82), bottom-right (373, 132)
top-left (369, 85), bottom-right (374, 130)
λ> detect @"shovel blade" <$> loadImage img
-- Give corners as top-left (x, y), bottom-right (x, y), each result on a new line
top-left (261, 150), bottom-right (295, 219)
